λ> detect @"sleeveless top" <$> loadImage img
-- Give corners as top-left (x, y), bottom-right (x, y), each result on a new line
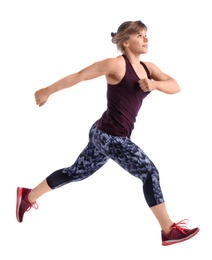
top-left (96, 54), bottom-right (151, 138)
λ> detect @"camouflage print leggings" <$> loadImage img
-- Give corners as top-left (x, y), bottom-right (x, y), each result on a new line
top-left (46, 123), bottom-right (164, 207)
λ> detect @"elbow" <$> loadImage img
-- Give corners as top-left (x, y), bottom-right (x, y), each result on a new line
top-left (170, 78), bottom-right (181, 94)
top-left (176, 85), bottom-right (181, 93)
top-left (172, 80), bottom-right (181, 94)
top-left (166, 84), bottom-right (180, 94)
top-left (176, 82), bottom-right (181, 93)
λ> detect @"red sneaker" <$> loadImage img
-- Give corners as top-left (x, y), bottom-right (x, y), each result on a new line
top-left (162, 219), bottom-right (200, 246)
top-left (16, 187), bottom-right (38, 223)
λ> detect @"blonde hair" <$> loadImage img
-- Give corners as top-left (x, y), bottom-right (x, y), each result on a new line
top-left (111, 20), bottom-right (147, 53)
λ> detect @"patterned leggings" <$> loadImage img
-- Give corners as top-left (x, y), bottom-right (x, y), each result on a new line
top-left (46, 123), bottom-right (164, 207)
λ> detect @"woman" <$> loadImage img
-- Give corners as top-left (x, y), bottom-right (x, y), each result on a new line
top-left (16, 20), bottom-right (199, 246)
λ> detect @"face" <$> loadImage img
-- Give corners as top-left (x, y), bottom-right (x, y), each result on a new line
top-left (125, 29), bottom-right (148, 55)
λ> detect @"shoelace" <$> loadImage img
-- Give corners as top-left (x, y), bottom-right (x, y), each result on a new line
top-left (171, 219), bottom-right (189, 234)
top-left (26, 201), bottom-right (39, 212)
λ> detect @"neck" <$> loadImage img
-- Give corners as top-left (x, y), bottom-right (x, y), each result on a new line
top-left (124, 52), bottom-right (141, 65)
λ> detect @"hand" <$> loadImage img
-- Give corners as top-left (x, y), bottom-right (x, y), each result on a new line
top-left (138, 78), bottom-right (155, 92)
top-left (34, 87), bottom-right (50, 107)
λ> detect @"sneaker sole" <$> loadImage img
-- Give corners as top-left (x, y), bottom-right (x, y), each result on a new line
top-left (16, 187), bottom-right (23, 223)
top-left (162, 228), bottom-right (200, 246)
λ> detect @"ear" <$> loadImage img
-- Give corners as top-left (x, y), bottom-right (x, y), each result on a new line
top-left (123, 42), bottom-right (129, 49)
top-left (123, 41), bottom-right (129, 48)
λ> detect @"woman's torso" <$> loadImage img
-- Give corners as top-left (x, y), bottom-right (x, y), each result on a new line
top-left (96, 55), bottom-right (151, 138)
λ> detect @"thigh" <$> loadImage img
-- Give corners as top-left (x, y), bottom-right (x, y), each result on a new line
top-left (47, 141), bottom-right (109, 189)
top-left (92, 127), bottom-right (157, 182)
top-left (65, 141), bottom-right (109, 179)
top-left (109, 137), bottom-right (157, 182)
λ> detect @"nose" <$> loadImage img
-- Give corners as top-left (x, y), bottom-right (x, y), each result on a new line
top-left (144, 35), bottom-right (148, 42)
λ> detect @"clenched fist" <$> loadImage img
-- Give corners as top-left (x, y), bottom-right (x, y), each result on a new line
top-left (34, 87), bottom-right (50, 107)
top-left (138, 78), bottom-right (156, 92)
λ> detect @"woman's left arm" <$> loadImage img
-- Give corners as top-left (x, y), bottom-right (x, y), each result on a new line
top-left (138, 62), bottom-right (180, 94)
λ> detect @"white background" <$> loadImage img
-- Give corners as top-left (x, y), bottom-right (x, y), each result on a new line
top-left (1, 0), bottom-right (211, 259)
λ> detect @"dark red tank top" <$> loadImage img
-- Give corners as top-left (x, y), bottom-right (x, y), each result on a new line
top-left (96, 54), bottom-right (151, 137)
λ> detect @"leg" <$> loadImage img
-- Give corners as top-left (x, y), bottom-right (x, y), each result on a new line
top-left (28, 179), bottom-right (52, 203)
top-left (91, 127), bottom-right (199, 245)
top-left (17, 124), bottom-right (109, 222)
top-left (30, 141), bottom-right (109, 202)
top-left (110, 145), bottom-right (172, 232)
top-left (150, 203), bottom-right (172, 233)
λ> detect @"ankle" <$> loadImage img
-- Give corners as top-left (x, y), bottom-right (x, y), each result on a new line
top-left (27, 191), bottom-right (35, 204)
top-left (162, 223), bottom-right (174, 234)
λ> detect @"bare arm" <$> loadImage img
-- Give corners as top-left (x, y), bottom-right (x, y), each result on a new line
top-left (138, 62), bottom-right (180, 94)
top-left (35, 58), bottom-right (119, 106)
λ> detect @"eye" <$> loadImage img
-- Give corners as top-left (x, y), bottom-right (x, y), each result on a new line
top-left (137, 33), bottom-right (147, 38)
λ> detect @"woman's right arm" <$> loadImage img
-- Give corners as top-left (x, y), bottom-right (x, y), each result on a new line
top-left (34, 58), bottom-right (120, 107)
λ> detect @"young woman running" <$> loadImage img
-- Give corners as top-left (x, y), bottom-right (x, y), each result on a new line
top-left (16, 20), bottom-right (199, 246)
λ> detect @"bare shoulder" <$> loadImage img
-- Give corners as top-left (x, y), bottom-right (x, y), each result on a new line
top-left (142, 61), bottom-right (160, 75)
top-left (143, 61), bottom-right (173, 81)
top-left (103, 55), bottom-right (125, 84)
top-left (100, 55), bottom-right (125, 73)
